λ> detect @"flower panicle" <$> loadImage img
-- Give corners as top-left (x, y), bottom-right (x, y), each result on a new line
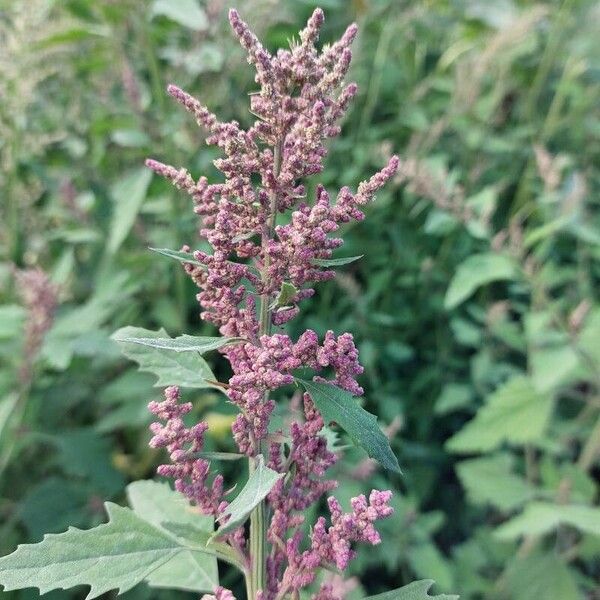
top-left (146, 8), bottom-right (399, 599)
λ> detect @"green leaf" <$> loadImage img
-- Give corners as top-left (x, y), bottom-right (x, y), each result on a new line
top-left (126, 480), bottom-right (212, 532)
top-left (107, 168), bottom-right (152, 254)
top-left (297, 379), bottom-right (401, 473)
top-left (149, 247), bottom-right (206, 268)
top-left (503, 552), bottom-right (580, 600)
top-left (126, 481), bottom-right (217, 592)
top-left (444, 252), bottom-right (518, 309)
top-left (407, 544), bottom-right (455, 593)
top-left (111, 129), bottom-right (151, 148)
top-left (424, 210), bottom-right (458, 236)
top-left (115, 334), bottom-right (241, 354)
top-left (52, 428), bottom-right (125, 495)
top-left (456, 454), bottom-right (533, 511)
top-left (525, 311), bottom-right (580, 393)
top-left (151, 0), bottom-right (208, 30)
top-left (111, 327), bottom-right (222, 390)
top-left (18, 478), bottom-right (90, 540)
top-left (365, 579), bottom-right (459, 600)
top-left (495, 501), bottom-right (600, 540)
top-left (274, 282), bottom-right (298, 307)
top-left (446, 376), bottom-right (553, 453)
top-left (312, 255), bottom-right (363, 267)
top-left (0, 305), bottom-right (25, 338)
top-left (192, 451), bottom-right (245, 461)
top-left (434, 383), bottom-right (473, 415)
top-left (214, 455), bottom-right (283, 537)
top-left (144, 552), bottom-right (216, 592)
top-left (0, 503), bottom-right (214, 598)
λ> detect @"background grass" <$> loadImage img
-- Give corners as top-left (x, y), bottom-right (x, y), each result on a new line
top-left (1, 0), bottom-right (599, 598)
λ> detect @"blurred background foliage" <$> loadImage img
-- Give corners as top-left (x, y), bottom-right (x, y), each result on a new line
top-left (1, 0), bottom-right (599, 598)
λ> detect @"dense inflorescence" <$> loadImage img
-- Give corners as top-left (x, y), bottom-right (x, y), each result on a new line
top-left (147, 7), bottom-right (398, 600)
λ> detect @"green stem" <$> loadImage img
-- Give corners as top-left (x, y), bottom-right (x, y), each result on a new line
top-left (248, 141), bottom-right (282, 598)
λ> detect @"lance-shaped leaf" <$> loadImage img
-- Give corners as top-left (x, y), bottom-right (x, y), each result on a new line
top-left (107, 168), bottom-right (152, 254)
top-left (297, 379), bottom-right (401, 473)
top-left (116, 333), bottom-right (241, 354)
top-left (192, 451), bottom-right (245, 461)
top-left (366, 579), bottom-right (459, 600)
top-left (126, 481), bottom-right (218, 592)
top-left (312, 255), bottom-right (363, 267)
top-left (0, 503), bottom-right (217, 599)
top-left (214, 455), bottom-right (283, 538)
top-left (111, 327), bottom-right (222, 390)
top-left (149, 247), bottom-right (207, 268)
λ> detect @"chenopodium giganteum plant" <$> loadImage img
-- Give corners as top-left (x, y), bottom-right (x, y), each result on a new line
top-left (0, 8), bottom-right (457, 600)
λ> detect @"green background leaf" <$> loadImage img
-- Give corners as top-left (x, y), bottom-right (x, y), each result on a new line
top-left (447, 376), bottom-right (553, 453)
top-left (107, 168), bottom-right (152, 254)
top-left (444, 253), bottom-right (518, 309)
top-left (366, 579), bottom-right (459, 600)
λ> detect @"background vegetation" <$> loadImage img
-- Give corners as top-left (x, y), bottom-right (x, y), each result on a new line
top-left (1, 0), bottom-right (599, 598)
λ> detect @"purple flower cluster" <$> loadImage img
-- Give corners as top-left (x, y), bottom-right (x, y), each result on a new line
top-left (202, 586), bottom-right (237, 600)
top-left (147, 7), bottom-right (397, 599)
top-left (280, 490), bottom-right (394, 594)
top-left (149, 386), bottom-right (225, 516)
top-left (226, 329), bottom-right (363, 456)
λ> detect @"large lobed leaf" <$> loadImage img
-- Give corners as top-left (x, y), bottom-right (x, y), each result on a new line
top-left (0, 481), bottom-right (218, 597)
top-left (111, 327), bottom-right (223, 389)
top-left (0, 494), bottom-right (217, 599)
top-left (366, 579), bottom-right (459, 600)
top-left (127, 481), bottom-right (218, 591)
top-left (297, 379), bottom-right (401, 473)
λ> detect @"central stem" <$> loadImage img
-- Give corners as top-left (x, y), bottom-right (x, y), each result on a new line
top-left (249, 141), bottom-right (282, 599)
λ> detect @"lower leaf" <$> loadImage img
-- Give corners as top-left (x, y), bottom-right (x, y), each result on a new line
top-left (365, 579), bottom-right (458, 600)
top-left (365, 579), bottom-right (459, 600)
top-left (0, 482), bottom-right (221, 598)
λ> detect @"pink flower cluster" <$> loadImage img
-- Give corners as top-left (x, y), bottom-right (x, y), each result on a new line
top-left (201, 586), bottom-right (237, 600)
top-left (280, 490), bottom-right (394, 595)
top-left (148, 386), bottom-right (225, 516)
top-left (146, 7), bottom-right (397, 600)
top-left (226, 329), bottom-right (363, 456)
top-left (146, 9), bottom-right (398, 339)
